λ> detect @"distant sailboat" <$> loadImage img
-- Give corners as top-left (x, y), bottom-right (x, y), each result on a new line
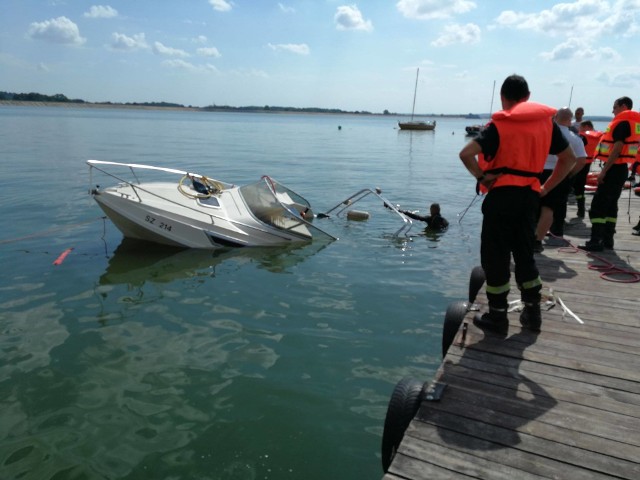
top-left (465, 80), bottom-right (495, 137)
top-left (398, 68), bottom-right (436, 131)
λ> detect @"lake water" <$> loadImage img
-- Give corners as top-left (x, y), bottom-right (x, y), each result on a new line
top-left (0, 105), bottom-right (486, 479)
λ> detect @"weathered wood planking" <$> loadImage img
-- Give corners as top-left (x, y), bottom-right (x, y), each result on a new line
top-left (383, 190), bottom-right (640, 479)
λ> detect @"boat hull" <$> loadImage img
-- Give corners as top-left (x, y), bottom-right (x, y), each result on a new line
top-left (93, 182), bottom-right (312, 249)
top-left (398, 121), bottom-right (436, 131)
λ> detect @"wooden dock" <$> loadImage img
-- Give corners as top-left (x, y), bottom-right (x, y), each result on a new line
top-left (383, 189), bottom-right (640, 479)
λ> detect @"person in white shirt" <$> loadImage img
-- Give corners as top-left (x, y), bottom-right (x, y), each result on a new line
top-left (534, 107), bottom-right (587, 251)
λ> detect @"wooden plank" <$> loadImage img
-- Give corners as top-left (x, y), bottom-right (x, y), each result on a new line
top-left (383, 192), bottom-right (640, 479)
top-left (412, 408), bottom-right (640, 478)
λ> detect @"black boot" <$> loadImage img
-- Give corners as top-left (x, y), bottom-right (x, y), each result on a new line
top-left (576, 198), bottom-right (585, 218)
top-left (579, 223), bottom-right (604, 252)
top-left (519, 303), bottom-right (541, 333)
top-left (603, 223), bottom-right (616, 250)
top-left (473, 307), bottom-right (508, 336)
top-left (633, 217), bottom-right (640, 232)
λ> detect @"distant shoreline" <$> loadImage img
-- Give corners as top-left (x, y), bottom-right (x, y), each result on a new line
top-left (0, 100), bottom-right (200, 112)
top-left (3, 100), bottom-right (609, 120)
top-left (0, 100), bottom-right (474, 118)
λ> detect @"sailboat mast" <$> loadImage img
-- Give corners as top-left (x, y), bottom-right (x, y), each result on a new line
top-left (489, 80), bottom-right (496, 115)
top-left (568, 85), bottom-right (574, 107)
top-left (410, 68), bottom-right (419, 121)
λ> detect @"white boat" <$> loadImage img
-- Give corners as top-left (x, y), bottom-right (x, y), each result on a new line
top-left (87, 160), bottom-right (336, 249)
top-left (398, 68), bottom-right (436, 131)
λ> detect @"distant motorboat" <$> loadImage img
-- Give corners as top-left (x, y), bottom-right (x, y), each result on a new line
top-left (398, 68), bottom-right (436, 131)
top-left (465, 124), bottom-right (483, 137)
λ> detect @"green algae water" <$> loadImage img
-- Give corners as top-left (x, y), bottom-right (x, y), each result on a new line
top-left (0, 106), bottom-right (484, 479)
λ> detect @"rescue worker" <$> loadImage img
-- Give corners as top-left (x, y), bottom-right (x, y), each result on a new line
top-left (396, 203), bottom-right (449, 230)
top-left (573, 121), bottom-right (603, 218)
top-left (459, 74), bottom-right (576, 335)
top-left (579, 97), bottom-right (640, 251)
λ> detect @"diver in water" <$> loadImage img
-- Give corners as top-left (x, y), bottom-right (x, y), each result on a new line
top-left (386, 202), bottom-right (449, 230)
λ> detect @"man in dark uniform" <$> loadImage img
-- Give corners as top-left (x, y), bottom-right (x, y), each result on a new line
top-left (397, 203), bottom-right (449, 230)
top-left (579, 96), bottom-right (640, 251)
top-left (459, 74), bottom-right (576, 335)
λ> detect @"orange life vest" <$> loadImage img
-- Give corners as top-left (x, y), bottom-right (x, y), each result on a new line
top-left (479, 101), bottom-right (556, 193)
top-left (594, 110), bottom-right (640, 164)
top-left (579, 130), bottom-right (603, 164)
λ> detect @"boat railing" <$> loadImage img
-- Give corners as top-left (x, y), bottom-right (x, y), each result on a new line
top-left (88, 160), bottom-right (234, 224)
top-left (320, 188), bottom-right (413, 237)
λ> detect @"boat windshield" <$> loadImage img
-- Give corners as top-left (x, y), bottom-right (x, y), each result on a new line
top-left (239, 178), bottom-right (335, 242)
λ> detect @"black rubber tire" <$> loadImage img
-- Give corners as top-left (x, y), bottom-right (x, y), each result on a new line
top-left (468, 265), bottom-right (486, 303)
top-left (442, 300), bottom-right (468, 358)
top-left (381, 377), bottom-right (424, 473)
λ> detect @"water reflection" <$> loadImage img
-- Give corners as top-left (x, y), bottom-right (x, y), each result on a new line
top-left (99, 238), bottom-right (331, 287)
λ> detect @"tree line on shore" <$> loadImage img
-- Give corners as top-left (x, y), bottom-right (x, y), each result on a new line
top-left (0, 90), bottom-right (383, 115)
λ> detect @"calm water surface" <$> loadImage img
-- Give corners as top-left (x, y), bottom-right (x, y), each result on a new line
top-left (0, 106), bottom-right (484, 479)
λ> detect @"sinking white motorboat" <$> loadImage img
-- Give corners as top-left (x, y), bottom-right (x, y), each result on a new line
top-left (87, 160), bottom-right (336, 249)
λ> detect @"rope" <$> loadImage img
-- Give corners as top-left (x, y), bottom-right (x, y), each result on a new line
top-left (457, 193), bottom-right (482, 224)
top-left (178, 175), bottom-right (224, 199)
top-left (551, 234), bottom-right (640, 283)
top-left (0, 216), bottom-right (106, 245)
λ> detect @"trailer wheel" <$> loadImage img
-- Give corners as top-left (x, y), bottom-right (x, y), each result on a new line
top-left (468, 265), bottom-right (486, 303)
top-left (442, 300), bottom-right (468, 358)
top-left (381, 377), bottom-right (424, 472)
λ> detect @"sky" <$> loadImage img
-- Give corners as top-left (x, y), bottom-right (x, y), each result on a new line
top-left (2, 0), bottom-right (640, 116)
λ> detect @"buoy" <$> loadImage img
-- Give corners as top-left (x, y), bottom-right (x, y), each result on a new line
top-left (53, 247), bottom-right (74, 266)
top-left (346, 210), bottom-right (370, 221)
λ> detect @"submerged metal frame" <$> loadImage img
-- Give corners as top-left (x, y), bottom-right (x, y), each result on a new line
top-left (321, 188), bottom-right (413, 237)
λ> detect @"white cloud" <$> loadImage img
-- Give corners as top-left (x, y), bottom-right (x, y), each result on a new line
top-left (335, 5), bottom-right (373, 32)
top-left (110, 32), bottom-right (148, 51)
top-left (493, 0), bottom-right (623, 38)
top-left (397, 0), bottom-right (476, 20)
top-left (267, 43), bottom-right (310, 55)
top-left (278, 3), bottom-right (295, 14)
top-left (84, 5), bottom-right (118, 19)
top-left (209, 0), bottom-right (233, 12)
top-left (597, 70), bottom-right (640, 88)
top-left (27, 17), bottom-right (86, 46)
top-left (197, 47), bottom-right (222, 58)
top-left (540, 37), bottom-right (621, 61)
top-left (193, 35), bottom-right (208, 44)
top-left (153, 42), bottom-right (190, 58)
top-left (431, 23), bottom-right (481, 47)
top-left (162, 59), bottom-right (219, 74)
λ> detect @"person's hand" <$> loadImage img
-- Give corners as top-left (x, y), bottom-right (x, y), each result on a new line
top-left (597, 170), bottom-right (606, 184)
top-left (478, 173), bottom-right (497, 189)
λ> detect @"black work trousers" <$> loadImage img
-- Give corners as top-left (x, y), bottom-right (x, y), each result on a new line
top-left (589, 163), bottom-right (629, 225)
top-left (481, 186), bottom-right (542, 309)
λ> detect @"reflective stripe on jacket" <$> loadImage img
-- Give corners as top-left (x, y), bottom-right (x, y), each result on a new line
top-left (594, 110), bottom-right (640, 164)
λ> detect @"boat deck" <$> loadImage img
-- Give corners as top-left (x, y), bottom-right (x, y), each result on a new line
top-left (383, 189), bottom-right (640, 479)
